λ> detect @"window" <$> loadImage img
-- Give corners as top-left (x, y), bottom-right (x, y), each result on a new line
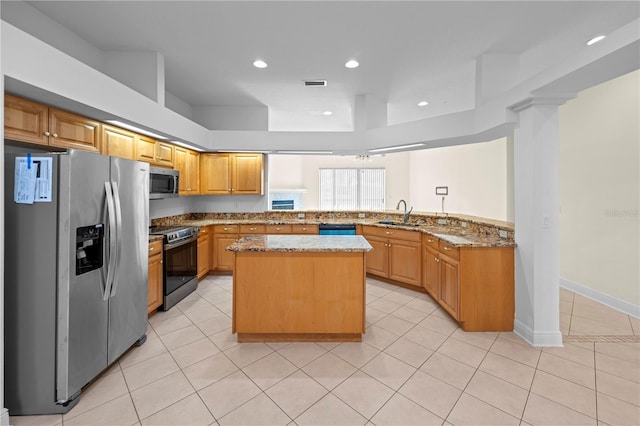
top-left (319, 168), bottom-right (385, 210)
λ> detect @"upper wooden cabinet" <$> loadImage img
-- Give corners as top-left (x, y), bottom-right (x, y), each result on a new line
top-left (136, 136), bottom-right (175, 168)
top-left (174, 146), bottom-right (200, 195)
top-left (5, 94), bottom-right (101, 152)
top-left (101, 124), bottom-right (136, 160)
top-left (200, 153), bottom-right (264, 195)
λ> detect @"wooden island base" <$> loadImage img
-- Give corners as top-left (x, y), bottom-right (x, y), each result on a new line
top-left (230, 237), bottom-right (371, 342)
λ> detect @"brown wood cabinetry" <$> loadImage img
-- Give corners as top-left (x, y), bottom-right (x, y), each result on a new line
top-left (291, 224), bottom-right (319, 234)
top-left (148, 239), bottom-right (163, 315)
top-left (200, 153), bottom-right (264, 195)
top-left (211, 225), bottom-right (239, 273)
top-left (362, 225), bottom-right (422, 288)
top-left (101, 124), bottom-right (136, 159)
top-left (136, 135), bottom-right (174, 168)
top-left (197, 226), bottom-right (210, 279)
top-left (174, 146), bottom-right (200, 195)
top-left (4, 94), bottom-right (101, 152)
top-left (421, 233), bottom-right (514, 331)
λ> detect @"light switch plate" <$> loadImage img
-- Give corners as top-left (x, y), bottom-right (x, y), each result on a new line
top-left (438, 219), bottom-right (448, 225)
top-left (358, 213), bottom-right (365, 218)
top-left (461, 221), bottom-right (467, 228)
top-left (297, 213), bottom-right (305, 218)
top-left (499, 230), bottom-right (508, 238)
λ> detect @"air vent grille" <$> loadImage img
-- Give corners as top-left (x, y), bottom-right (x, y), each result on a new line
top-left (304, 80), bottom-right (327, 87)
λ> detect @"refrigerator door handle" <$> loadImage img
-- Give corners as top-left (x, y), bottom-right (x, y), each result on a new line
top-left (104, 182), bottom-right (117, 301)
top-left (110, 181), bottom-right (123, 297)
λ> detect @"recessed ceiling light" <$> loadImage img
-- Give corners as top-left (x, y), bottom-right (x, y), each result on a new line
top-left (322, 111), bottom-right (333, 116)
top-left (418, 101), bottom-right (429, 107)
top-left (345, 59), bottom-right (359, 69)
top-left (586, 35), bottom-right (606, 46)
top-left (253, 59), bottom-right (268, 68)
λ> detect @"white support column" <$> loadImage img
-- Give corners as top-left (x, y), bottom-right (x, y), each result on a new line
top-left (510, 97), bottom-right (572, 347)
top-left (0, 4), bottom-right (9, 423)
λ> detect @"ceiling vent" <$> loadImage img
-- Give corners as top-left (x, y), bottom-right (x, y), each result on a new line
top-left (304, 80), bottom-right (327, 87)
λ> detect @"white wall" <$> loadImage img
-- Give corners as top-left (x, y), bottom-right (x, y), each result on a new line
top-left (409, 138), bottom-right (510, 221)
top-left (559, 69), bottom-right (639, 308)
top-left (268, 153), bottom-right (410, 210)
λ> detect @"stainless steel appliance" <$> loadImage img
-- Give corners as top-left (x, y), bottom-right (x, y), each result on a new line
top-left (4, 149), bottom-right (149, 415)
top-left (149, 166), bottom-right (179, 199)
top-left (318, 223), bottom-right (357, 235)
top-left (149, 225), bottom-right (199, 310)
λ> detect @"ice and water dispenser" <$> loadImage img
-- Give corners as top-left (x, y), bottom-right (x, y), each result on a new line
top-left (76, 224), bottom-right (104, 275)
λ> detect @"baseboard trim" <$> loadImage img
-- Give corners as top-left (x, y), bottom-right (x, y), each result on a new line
top-left (560, 277), bottom-right (640, 319)
top-left (1, 408), bottom-right (10, 426)
top-left (514, 319), bottom-right (564, 347)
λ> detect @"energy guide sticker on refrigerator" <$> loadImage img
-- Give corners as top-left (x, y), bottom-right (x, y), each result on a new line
top-left (14, 156), bottom-right (53, 204)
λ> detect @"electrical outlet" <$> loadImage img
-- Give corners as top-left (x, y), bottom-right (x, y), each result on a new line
top-left (461, 221), bottom-right (467, 228)
top-left (499, 230), bottom-right (508, 238)
top-left (297, 213), bottom-right (305, 219)
top-left (358, 213), bottom-right (365, 218)
top-left (438, 219), bottom-right (448, 225)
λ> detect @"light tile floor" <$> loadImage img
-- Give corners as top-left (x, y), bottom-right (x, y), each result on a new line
top-left (11, 278), bottom-right (640, 426)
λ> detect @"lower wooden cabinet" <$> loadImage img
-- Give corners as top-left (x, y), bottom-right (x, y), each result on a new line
top-left (147, 239), bottom-right (163, 315)
top-left (197, 226), bottom-right (210, 279)
top-left (362, 226), bottom-right (422, 288)
top-left (422, 234), bottom-right (514, 331)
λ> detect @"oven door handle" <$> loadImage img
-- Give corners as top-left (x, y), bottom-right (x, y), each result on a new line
top-left (164, 235), bottom-right (197, 250)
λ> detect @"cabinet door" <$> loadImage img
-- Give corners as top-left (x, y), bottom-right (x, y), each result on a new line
top-left (148, 252), bottom-right (163, 314)
top-left (423, 245), bottom-right (440, 299)
top-left (102, 124), bottom-right (136, 159)
top-left (49, 109), bottom-right (101, 152)
top-left (388, 239), bottom-right (422, 286)
top-left (232, 153), bottom-right (263, 195)
top-left (439, 256), bottom-right (460, 320)
top-left (197, 233), bottom-right (210, 279)
top-left (174, 147), bottom-right (189, 194)
top-left (136, 135), bottom-right (157, 163)
top-left (364, 235), bottom-right (389, 277)
top-left (155, 142), bottom-right (174, 168)
top-left (4, 94), bottom-right (49, 145)
top-left (213, 234), bottom-right (237, 272)
top-left (201, 154), bottom-right (232, 195)
top-left (186, 149), bottom-right (200, 194)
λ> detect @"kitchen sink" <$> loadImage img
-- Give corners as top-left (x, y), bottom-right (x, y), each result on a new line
top-left (377, 220), bottom-right (420, 227)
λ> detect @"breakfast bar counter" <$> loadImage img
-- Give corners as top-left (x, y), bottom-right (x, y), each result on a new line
top-left (227, 235), bottom-right (372, 342)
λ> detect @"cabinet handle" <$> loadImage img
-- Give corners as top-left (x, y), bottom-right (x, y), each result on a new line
top-left (44, 131), bottom-right (51, 137)
top-left (52, 133), bottom-right (58, 138)
top-left (224, 227), bottom-right (230, 231)
top-left (444, 246), bottom-right (451, 251)
top-left (160, 260), bottom-right (163, 264)
top-left (149, 247), bottom-right (154, 251)
top-left (276, 227), bottom-right (282, 231)
top-left (427, 239), bottom-right (435, 243)
top-left (385, 231), bottom-right (391, 235)
top-left (302, 227), bottom-right (307, 231)
top-left (249, 227), bottom-right (256, 231)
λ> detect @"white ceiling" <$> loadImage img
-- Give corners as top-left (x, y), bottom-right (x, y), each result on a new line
top-left (16, 1), bottom-right (640, 131)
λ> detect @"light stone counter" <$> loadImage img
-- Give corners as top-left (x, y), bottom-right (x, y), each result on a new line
top-left (226, 235), bottom-right (372, 253)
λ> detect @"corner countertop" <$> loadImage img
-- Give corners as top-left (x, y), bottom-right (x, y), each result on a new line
top-left (226, 235), bottom-right (373, 252)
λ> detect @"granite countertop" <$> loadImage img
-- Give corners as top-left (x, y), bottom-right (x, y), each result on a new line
top-left (180, 218), bottom-right (516, 248)
top-left (226, 235), bottom-right (373, 252)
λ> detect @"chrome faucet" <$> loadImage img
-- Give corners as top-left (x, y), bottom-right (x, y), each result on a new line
top-left (396, 199), bottom-right (413, 223)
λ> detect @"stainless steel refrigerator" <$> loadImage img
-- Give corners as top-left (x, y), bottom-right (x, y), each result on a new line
top-left (4, 149), bottom-right (149, 415)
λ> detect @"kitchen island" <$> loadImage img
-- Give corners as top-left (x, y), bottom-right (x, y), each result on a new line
top-left (227, 235), bottom-right (372, 342)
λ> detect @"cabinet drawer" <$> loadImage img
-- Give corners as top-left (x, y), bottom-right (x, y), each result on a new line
top-left (423, 234), bottom-right (440, 250)
top-left (198, 226), bottom-right (209, 236)
top-left (148, 239), bottom-right (163, 255)
top-left (363, 225), bottom-right (422, 242)
top-left (439, 240), bottom-right (460, 260)
top-left (266, 224), bottom-right (292, 234)
top-left (240, 224), bottom-right (265, 234)
top-left (291, 224), bottom-right (318, 234)
top-left (214, 225), bottom-right (239, 233)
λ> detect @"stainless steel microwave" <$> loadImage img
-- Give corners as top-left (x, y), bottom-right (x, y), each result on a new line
top-left (149, 167), bottom-right (179, 199)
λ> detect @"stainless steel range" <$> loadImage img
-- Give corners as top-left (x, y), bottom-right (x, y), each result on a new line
top-left (149, 225), bottom-right (199, 311)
